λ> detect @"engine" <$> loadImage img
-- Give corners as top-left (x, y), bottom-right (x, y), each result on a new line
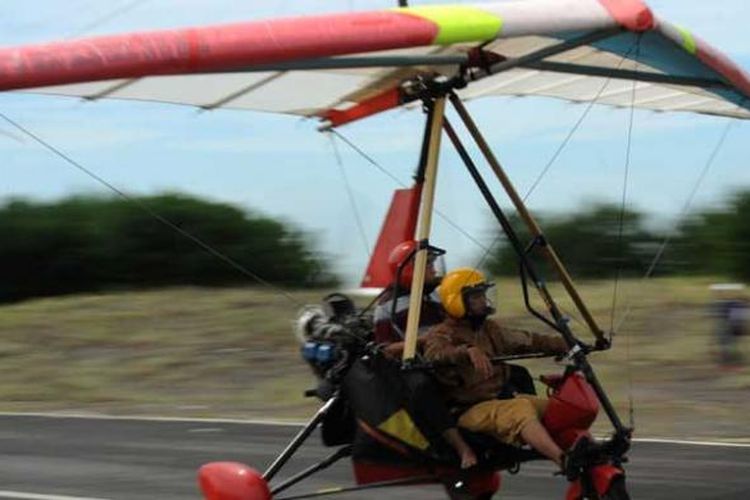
top-left (294, 293), bottom-right (373, 385)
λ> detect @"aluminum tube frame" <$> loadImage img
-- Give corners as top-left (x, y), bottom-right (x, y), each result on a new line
top-left (448, 93), bottom-right (607, 344)
top-left (275, 475), bottom-right (435, 500)
top-left (213, 54), bottom-right (468, 74)
top-left (271, 445), bottom-right (352, 495)
top-left (387, 103), bottom-right (437, 340)
top-left (442, 115), bottom-right (629, 437)
top-left (402, 96), bottom-right (445, 361)
top-left (263, 395), bottom-right (338, 481)
top-left (520, 61), bottom-right (729, 88)
top-left (466, 28), bottom-right (623, 82)
top-left (442, 118), bottom-right (573, 337)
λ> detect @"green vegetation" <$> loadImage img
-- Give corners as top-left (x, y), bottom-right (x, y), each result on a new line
top-left (670, 191), bottom-right (750, 280)
top-left (487, 190), bottom-right (750, 281)
top-left (488, 205), bottom-right (656, 279)
top-left (3, 190), bottom-right (749, 304)
top-left (0, 191), bottom-right (749, 439)
top-left (0, 194), bottom-right (336, 303)
top-left (0, 279), bottom-right (747, 440)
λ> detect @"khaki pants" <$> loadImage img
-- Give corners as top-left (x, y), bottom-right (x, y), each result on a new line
top-left (457, 396), bottom-right (548, 446)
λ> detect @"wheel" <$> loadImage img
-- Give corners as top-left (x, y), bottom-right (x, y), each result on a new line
top-left (444, 490), bottom-right (493, 500)
top-left (600, 476), bottom-right (630, 500)
top-left (198, 462), bottom-right (271, 500)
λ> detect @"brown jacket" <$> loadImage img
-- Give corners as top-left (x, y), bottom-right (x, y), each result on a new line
top-left (423, 317), bottom-right (568, 407)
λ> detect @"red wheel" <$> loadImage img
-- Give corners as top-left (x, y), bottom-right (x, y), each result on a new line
top-left (198, 462), bottom-right (271, 500)
top-left (444, 470), bottom-right (501, 499)
top-left (600, 477), bottom-right (630, 500)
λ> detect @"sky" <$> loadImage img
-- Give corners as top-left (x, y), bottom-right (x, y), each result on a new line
top-left (0, 0), bottom-right (749, 284)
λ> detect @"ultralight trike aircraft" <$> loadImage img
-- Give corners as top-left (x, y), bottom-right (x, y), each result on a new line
top-left (1, 0), bottom-right (749, 499)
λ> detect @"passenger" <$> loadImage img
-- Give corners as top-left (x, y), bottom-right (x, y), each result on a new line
top-left (374, 241), bottom-right (477, 468)
top-left (373, 240), bottom-right (445, 356)
top-left (424, 268), bottom-right (578, 473)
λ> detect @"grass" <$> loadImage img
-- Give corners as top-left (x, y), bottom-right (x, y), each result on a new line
top-left (496, 276), bottom-right (750, 440)
top-left (0, 278), bottom-right (747, 440)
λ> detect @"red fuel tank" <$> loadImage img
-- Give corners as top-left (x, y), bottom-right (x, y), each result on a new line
top-left (543, 372), bottom-right (599, 436)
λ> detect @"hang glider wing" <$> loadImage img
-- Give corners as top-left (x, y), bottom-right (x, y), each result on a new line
top-left (1, 0), bottom-right (748, 125)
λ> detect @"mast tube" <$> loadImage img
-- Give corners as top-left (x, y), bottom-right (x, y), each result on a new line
top-left (449, 93), bottom-right (606, 343)
top-left (442, 111), bottom-right (628, 436)
top-left (402, 97), bottom-right (445, 361)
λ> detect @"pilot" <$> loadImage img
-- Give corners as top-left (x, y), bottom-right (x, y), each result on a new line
top-left (373, 241), bottom-right (477, 469)
top-left (423, 268), bottom-right (580, 474)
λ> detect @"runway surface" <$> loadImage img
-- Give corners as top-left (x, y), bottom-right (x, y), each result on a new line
top-left (0, 414), bottom-right (747, 499)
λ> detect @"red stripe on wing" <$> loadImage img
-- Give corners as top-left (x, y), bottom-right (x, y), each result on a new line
top-left (0, 11), bottom-right (438, 91)
top-left (323, 87), bottom-right (403, 128)
top-left (597, 0), bottom-right (654, 32)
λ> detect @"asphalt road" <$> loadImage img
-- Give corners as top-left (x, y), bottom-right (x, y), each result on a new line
top-left (0, 414), bottom-right (747, 499)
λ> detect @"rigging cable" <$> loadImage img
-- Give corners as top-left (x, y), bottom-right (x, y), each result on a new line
top-left (611, 39), bottom-right (641, 334)
top-left (0, 110), bottom-right (302, 307)
top-left (613, 116), bottom-right (740, 334)
top-left (0, 1), bottom-right (151, 139)
top-left (330, 128), bottom-right (491, 254)
top-left (469, 41), bottom-right (642, 279)
top-left (328, 132), bottom-right (372, 258)
top-left (611, 35), bottom-right (641, 431)
top-left (523, 91), bottom-right (620, 204)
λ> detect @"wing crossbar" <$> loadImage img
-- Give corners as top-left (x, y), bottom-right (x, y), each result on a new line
top-left (520, 61), bottom-right (729, 88)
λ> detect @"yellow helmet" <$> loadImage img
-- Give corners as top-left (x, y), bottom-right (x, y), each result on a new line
top-left (437, 267), bottom-right (492, 318)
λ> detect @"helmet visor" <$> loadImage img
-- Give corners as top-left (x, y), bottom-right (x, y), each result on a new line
top-left (426, 251), bottom-right (446, 284)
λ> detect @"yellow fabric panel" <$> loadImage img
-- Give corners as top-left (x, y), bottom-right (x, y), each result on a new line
top-left (398, 6), bottom-right (503, 45)
top-left (377, 408), bottom-right (430, 451)
top-left (676, 26), bottom-right (698, 55)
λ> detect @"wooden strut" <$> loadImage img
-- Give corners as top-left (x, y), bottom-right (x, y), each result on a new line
top-left (402, 97), bottom-right (445, 361)
top-left (448, 93), bottom-right (606, 341)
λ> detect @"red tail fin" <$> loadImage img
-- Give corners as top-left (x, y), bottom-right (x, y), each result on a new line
top-left (360, 185), bottom-right (422, 288)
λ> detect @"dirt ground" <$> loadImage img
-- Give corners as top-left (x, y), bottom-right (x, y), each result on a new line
top-left (0, 278), bottom-right (747, 441)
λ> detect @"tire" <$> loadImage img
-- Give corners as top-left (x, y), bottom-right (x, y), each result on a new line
top-left (600, 476), bottom-right (630, 500)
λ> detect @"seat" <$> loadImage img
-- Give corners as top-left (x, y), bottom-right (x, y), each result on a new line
top-left (343, 356), bottom-right (543, 471)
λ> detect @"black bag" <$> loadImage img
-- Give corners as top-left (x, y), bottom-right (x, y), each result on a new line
top-left (343, 355), bottom-right (435, 456)
top-left (321, 395), bottom-right (356, 447)
top-left (497, 364), bottom-right (537, 399)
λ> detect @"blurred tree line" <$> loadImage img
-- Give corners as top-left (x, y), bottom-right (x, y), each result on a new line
top-left (0, 194), bottom-right (337, 303)
top-left (487, 191), bottom-right (750, 281)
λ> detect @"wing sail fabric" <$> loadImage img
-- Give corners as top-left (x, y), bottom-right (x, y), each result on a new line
top-left (0, 1), bottom-right (748, 123)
